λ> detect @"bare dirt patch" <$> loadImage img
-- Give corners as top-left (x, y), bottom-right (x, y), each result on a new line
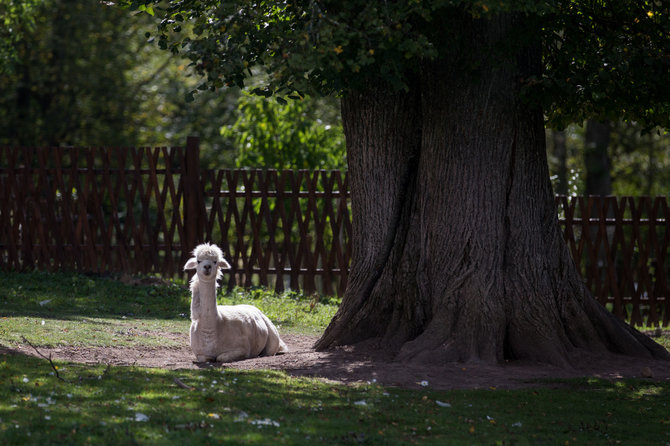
top-left (5, 332), bottom-right (670, 390)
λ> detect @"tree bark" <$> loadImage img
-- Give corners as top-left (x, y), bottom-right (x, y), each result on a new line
top-left (315, 13), bottom-right (669, 366)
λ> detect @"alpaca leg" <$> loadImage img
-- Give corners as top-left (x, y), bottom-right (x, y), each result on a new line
top-left (216, 350), bottom-right (248, 363)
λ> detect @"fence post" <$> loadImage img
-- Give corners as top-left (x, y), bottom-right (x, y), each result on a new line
top-left (184, 136), bottom-right (202, 259)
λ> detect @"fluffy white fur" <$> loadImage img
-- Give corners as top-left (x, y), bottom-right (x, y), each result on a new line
top-left (184, 242), bottom-right (288, 362)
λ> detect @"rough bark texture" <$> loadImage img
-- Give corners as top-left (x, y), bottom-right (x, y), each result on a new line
top-left (315, 13), bottom-right (669, 366)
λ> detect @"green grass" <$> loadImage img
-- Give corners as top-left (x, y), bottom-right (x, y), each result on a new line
top-left (0, 271), bottom-right (338, 347)
top-left (2, 270), bottom-right (670, 445)
top-left (636, 325), bottom-right (670, 352)
top-left (644, 333), bottom-right (670, 352)
top-left (1, 354), bottom-right (669, 445)
top-left (223, 287), bottom-right (340, 337)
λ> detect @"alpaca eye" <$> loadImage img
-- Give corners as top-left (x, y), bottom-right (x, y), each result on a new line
top-left (213, 261), bottom-right (217, 265)
top-left (197, 260), bottom-right (201, 264)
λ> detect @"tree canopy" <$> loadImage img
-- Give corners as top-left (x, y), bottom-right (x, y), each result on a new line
top-left (123, 0), bottom-right (670, 131)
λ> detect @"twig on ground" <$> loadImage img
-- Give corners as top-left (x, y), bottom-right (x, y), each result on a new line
top-left (21, 336), bottom-right (69, 383)
top-left (173, 377), bottom-right (194, 390)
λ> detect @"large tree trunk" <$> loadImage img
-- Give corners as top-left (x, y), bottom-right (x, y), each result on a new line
top-left (315, 13), bottom-right (668, 366)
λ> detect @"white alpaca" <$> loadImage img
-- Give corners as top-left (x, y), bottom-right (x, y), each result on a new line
top-left (184, 242), bottom-right (288, 362)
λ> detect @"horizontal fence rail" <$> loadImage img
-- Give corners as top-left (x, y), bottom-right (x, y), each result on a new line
top-left (1, 140), bottom-right (668, 326)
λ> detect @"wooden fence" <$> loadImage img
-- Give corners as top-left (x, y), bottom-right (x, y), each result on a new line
top-left (0, 139), bottom-right (668, 326)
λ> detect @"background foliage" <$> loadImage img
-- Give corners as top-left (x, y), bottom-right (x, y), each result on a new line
top-left (0, 0), bottom-right (667, 189)
top-left (222, 93), bottom-right (345, 170)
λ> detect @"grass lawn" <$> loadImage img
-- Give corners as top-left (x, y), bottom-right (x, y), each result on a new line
top-left (0, 271), bottom-right (337, 347)
top-left (1, 270), bottom-right (670, 445)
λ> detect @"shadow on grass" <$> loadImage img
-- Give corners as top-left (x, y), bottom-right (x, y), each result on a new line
top-left (3, 346), bottom-right (670, 446)
top-left (0, 349), bottom-right (380, 446)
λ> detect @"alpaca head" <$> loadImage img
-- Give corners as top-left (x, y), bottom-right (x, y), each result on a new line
top-left (183, 243), bottom-right (230, 284)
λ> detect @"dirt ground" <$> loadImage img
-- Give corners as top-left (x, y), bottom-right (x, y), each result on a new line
top-left (6, 332), bottom-right (670, 390)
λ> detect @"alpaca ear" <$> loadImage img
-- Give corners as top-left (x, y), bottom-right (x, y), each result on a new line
top-left (184, 257), bottom-right (198, 271)
top-left (219, 258), bottom-right (231, 269)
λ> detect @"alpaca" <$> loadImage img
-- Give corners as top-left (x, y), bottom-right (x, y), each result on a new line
top-left (184, 242), bottom-right (288, 362)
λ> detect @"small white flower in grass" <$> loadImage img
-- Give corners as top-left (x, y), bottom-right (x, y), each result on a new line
top-left (208, 413), bottom-right (220, 419)
top-left (41, 320), bottom-right (45, 325)
top-left (234, 411), bottom-right (249, 422)
top-left (39, 299), bottom-right (51, 306)
top-left (22, 377), bottom-right (29, 383)
top-left (251, 418), bottom-right (280, 427)
top-left (44, 416), bottom-right (51, 420)
top-left (420, 380), bottom-right (429, 387)
top-left (135, 413), bottom-right (150, 422)
top-left (512, 422), bottom-right (522, 427)
top-left (354, 400), bottom-right (367, 406)
top-left (436, 400), bottom-right (451, 408)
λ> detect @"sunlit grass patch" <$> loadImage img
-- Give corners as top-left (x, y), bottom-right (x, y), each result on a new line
top-left (0, 271), bottom-right (338, 349)
top-left (1, 316), bottom-right (189, 348)
top-left (221, 287), bottom-right (340, 336)
top-left (637, 325), bottom-right (670, 351)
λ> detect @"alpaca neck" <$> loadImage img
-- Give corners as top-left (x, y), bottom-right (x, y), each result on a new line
top-left (196, 280), bottom-right (219, 322)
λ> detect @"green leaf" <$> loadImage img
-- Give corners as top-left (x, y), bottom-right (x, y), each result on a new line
top-left (138, 5), bottom-right (155, 16)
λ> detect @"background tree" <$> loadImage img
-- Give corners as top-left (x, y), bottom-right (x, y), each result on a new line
top-left (584, 120), bottom-right (613, 197)
top-left (133, 0), bottom-right (670, 365)
top-left (222, 93), bottom-right (345, 169)
top-left (609, 123), bottom-right (670, 196)
top-left (0, 0), bottom-right (239, 155)
top-left (546, 123), bottom-right (670, 197)
top-left (0, 0), bottom-right (142, 146)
